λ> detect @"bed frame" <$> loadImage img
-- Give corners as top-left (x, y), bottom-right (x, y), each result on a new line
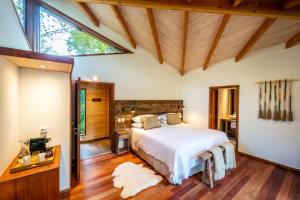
top-left (114, 100), bottom-right (204, 184)
top-left (114, 100), bottom-right (183, 130)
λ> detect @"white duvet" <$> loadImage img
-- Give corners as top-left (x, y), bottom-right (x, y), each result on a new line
top-left (131, 123), bottom-right (228, 184)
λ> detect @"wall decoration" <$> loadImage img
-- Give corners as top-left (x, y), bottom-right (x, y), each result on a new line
top-left (258, 84), bottom-right (263, 119)
top-left (267, 81), bottom-right (272, 119)
top-left (256, 79), bottom-right (297, 122)
top-left (282, 80), bottom-right (287, 121)
top-left (288, 81), bottom-right (293, 122)
top-left (263, 81), bottom-right (267, 119)
top-left (278, 80), bottom-right (282, 121)
top-left (273, 83), bottom-right (277, 121)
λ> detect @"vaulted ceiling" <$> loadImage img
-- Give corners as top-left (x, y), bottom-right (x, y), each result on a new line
top-left (75, 0), bottom-right (300, 74)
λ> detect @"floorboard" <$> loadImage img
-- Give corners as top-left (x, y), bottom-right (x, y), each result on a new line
top-left (63, 152), bottom-right (300, 200)
top-left (80, 139), bottom-right (111, 160)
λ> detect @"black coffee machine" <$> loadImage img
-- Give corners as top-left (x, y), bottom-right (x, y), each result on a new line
top-left (29, 137), bottom-right (51, 155)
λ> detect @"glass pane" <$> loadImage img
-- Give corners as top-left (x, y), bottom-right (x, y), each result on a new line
top-left (12, 0), bottom-right (25, 28)
top-left (39, 7), bottom-right (120, 56)
top-left (79, 89), bottom-right (86, 136)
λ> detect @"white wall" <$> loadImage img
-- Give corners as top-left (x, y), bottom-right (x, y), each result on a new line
top-left (0, 0), bottom-right (29, 50)
top-left (18, 68), bottom-right (71, 190)
top-left (182, 44), bottom-right (300, 170)
top-left (73, 47), bottom-right (182, 100)
top-left (0, 56), bottom-right (20, 175)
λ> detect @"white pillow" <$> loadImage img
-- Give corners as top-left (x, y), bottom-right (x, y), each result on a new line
top-left (132, 114), bottom-right (155, 123)
top-left (158, 113), bottom-right (176, 125)
top-left (131, 123), bottom-right (143, 128)
top-left (160, 120), bottom-right (169, 127)
top-left (158, 118), bottom-right (167, 125)
top-left (158, 114), bottom-right (167, 121)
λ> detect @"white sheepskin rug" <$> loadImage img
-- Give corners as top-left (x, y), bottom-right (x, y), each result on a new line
top-left (112, 162), bottom-right (163, 199)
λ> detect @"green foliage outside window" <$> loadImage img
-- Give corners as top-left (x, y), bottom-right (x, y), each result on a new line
top-left (79, 89), bottom-right (86, 136)
top-left (67, 30), bottom-right (117, 54)
top-left (39, 7), bottom-right (120, 56)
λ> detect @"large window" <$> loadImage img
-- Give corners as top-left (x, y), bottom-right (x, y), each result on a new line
top-left (11, 0), bottom-right (130, 56)
top-left (39, 7), bottom-right (120, 56)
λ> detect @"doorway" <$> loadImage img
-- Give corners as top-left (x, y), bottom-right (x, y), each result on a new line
top-left (209, 85), bottom-right (239, 152)
top-left (71, 78), bottom-right (114, 184)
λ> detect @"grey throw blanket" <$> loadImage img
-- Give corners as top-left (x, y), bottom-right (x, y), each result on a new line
top-left (220, 142), bottom-right (236, 170)
top-left (209, 146), bottom-right (225, 181)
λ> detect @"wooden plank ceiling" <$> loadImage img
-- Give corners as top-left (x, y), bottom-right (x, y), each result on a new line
top-left (76, 0), bottom-right (300, 74)
top-left (5, 56), bottom-right (73, 73)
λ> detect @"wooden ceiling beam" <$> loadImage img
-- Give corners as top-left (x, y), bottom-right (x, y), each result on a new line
top-left (78, 2), bottom-right (100, 27)
top-left (285, 31), bottom-right (300, 48)
top-left (111, 5), bottom-right (137, 48)
top-left (146, 8), bottom-right (163, 64)
top-left (75, 0), bottom-right (300, 20)
top-left (232, 0), bottom-right (243, 7)
top-left (235, 18), bottom-right (276, 62)
top-left (180, 11), bottom-right (189, 75)
top-left (203, 14), bottom-right (231, 71)
top-left (284, 0), bottom-right (300, 9)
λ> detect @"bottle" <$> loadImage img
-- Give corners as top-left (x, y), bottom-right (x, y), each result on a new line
top-left (18, 140), bottom-right (30, 160)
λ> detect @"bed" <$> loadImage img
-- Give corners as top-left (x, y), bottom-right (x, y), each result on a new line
top-left (131, 123), bottom-right (228, 184)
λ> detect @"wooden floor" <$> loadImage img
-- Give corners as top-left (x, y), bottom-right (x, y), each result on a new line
top-left (80, 139), bottom-right (111, 160)
top-left (63, 152), bottom-right (300, 200)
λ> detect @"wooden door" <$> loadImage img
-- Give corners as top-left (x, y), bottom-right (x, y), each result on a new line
top-left (71, 78), bottom-right (82, 185)
top-left (81, 84), bottom-right (110, 142)
top-left (209, 88), bottom-right (218, 129)
top-left (72, 80), bottom-right (114, 184)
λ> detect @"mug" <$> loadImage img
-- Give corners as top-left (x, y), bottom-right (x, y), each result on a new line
top-left (23, 155), bottom-right (31, 165)
top-left (38, 153), bottom-right (46, 162)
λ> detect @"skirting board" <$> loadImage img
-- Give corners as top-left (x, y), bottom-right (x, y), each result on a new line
top-left (238, 151), bottom-right (300, 174)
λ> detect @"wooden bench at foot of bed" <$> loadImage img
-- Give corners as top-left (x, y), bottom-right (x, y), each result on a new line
top-left (199, 147), bottom-right (226, 189)
top-left (199, 152), bottom-right (214, 189)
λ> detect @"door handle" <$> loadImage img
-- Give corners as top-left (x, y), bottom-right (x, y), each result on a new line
top-left (74, 128), bottom-right (78, 135)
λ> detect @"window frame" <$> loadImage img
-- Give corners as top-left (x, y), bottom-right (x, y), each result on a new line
top-left (13, 0), bottom-right (132, 56)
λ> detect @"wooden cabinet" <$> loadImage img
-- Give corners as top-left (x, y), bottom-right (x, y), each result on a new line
top-left (0, 146), bottom-right (61, 200)
top-left (115, 130), bottom-right (130, 155)
top-left (220, 118), bottom-right (236, 138)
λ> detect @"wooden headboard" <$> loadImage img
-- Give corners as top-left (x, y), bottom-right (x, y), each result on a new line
top-left (114, 100), bottom-right (183, 129)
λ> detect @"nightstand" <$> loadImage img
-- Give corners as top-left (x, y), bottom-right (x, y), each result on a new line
top-left (115, 129), bottom-right (130, 155)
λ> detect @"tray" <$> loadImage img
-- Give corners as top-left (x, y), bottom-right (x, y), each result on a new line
top-left (10, 148), bottom-right (56, 173)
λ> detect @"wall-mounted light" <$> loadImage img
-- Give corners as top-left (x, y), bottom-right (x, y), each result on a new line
top-left (131, 107), bottom-right (135, 114)
top-left (93, 76), bottom-right (98, 82)
top-left (117, 117), bottom-right (125, 123)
